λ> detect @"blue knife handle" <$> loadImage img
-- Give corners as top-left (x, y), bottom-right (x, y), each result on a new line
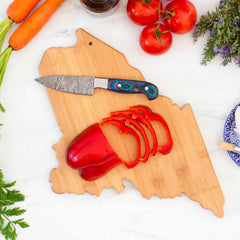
top-left (107, 78), bottom-right (158, 100)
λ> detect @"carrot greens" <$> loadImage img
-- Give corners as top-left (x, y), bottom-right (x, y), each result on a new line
top-left (0, 47), bottom-right (12, 88)
top-left (0, 18), bottom-right (13, 52)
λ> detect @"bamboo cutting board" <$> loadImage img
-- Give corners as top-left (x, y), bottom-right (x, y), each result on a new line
top-left (38, 29), bottom-right (224, 217)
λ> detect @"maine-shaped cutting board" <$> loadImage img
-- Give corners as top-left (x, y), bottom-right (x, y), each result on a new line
top-left (39, 29), bottom-right (224, 217)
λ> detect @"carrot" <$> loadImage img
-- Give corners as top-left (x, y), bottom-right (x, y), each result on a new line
top-left (7, 0), bottom-right (41, 24)
top-left (0, 0), bottom-right (65, 111)
top-left (0, 0), bottom-right (41, 53)
top-left (9, 0), bottom-right (65, 51)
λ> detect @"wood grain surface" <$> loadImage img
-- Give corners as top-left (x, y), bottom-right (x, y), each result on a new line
top-left (38, 29), bottom-right (224, 217)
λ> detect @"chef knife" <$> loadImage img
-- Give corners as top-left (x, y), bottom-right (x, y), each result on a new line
top-left (35, 75), bottom-right (159, 100)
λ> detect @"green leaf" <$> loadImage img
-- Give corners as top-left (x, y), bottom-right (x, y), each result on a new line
top-left (13, 219), bottom-right (29, 229)
top-left (2, 222), bottom-right (12, 240)
top-left (4, 181), bottom-right (16, 189)
top-left (10, 228), bottom-right (17, 240)
top-left (6, 189), bottom-right (25, 204)
top-left (193, 0), bottom-right (240, 66)
top-left (0, 170), bottom-right (29, 240)
top-left (0, 102), bottom-right (5, 113)
top-left (0, 215), bottom-right (4, 230)
top-left (4, 208), bottom-right (26, 217)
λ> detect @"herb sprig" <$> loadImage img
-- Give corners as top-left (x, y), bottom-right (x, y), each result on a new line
top-left (0, 169), bottom-right (29, 240)
top-left (193, 0), bottom-right (240, 66)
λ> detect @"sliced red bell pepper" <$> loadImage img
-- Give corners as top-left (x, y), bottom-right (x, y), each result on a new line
top-left (66, 123), bottom-right (121, 169)
top-left (102, 115), bottom-right (150, 163)
top-left (80, 155), bottom-right (122, 181)
top-left (101, 120), bottom-right (141, 168)
top-left (109, 110), bottom-right (158, 156)
top-left (130, 105), bottom-right (173, 154)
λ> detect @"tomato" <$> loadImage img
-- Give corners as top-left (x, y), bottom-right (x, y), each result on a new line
top-left (163, 0), bottom-right (197, 34)
top-left (127, 0), bottom-right (163, 26)
top-left (140, 24), bottom-right (173, 55)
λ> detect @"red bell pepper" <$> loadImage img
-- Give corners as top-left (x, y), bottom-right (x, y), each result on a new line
top-left (66, 123), bottom-right (121, 169)
top-left (102, 115), bottom-right (150, 163)
top-left (130, 105), bottom-right (173, 154)
top-left (66, 106), bottom-right (172, 182)
top-left (109, 110), bottom-right (158, 156)
top-left (80, 155), bottom-right (122, 181)
top-left (101, 119), bottom-right (141, 168)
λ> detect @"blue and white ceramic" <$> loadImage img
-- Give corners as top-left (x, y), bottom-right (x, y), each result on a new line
top-left (223, 103), bottom-right (240, 166)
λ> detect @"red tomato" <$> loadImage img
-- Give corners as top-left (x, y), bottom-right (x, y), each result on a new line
top-left (140, 24), bottom-right (172, 55)
top-left (163, 0), bottom-right (197, 34)
top-left (127, 0), bottom-right (163, 26)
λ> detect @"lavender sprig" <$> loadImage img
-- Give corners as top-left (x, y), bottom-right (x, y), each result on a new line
top-left (193, 0), bottom-right (240, 67)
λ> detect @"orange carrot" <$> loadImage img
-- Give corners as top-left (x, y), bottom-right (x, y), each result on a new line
top-left (9, 0), bottom-right (65, 51)
top-left (0, 0), bottom-right (65, 101)
top-left (0, 0), bottom-right (42, 52)
top-left (7, 0), bottom-right (41, 23)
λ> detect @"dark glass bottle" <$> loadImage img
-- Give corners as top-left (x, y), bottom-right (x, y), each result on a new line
top-left (81, 0), bottom-right (119, 13)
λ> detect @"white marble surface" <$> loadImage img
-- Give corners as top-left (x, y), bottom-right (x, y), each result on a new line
top-left (0, 0), bottom-right (240, 239)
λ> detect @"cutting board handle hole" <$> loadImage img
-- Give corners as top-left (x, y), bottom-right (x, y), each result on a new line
top-left (88, 42), bottom-right (93, 46)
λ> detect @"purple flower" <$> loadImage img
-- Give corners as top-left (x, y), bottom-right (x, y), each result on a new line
top-left (209, 31), bottom-right (213, 37)
top-left (233, 59), bottom-right (240, 67)
top-left (223, 46), bottom-right (228, 53)
top-left (220, 0), bottom-right (223, 6)
top-left (213, 46), bottom-right (219, 53)
top-left (218, 19), bottom-right (223, 24)
top-left (237, 17), bottom-right (240, 21)
top-left (226, 1), bottom-right (229, 6)
top-left (220, 46), bottom-right (229, 57)
top-left (232, 21), bottom-right (238, 25)
top-left (193, 25), bottom-right (197, 35)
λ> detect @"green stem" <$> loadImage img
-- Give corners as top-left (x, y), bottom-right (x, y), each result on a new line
top-left (0, 102), bottom-right (5, 113)
top-left (0, 18), bottom-right (10, 28)
top-left (0, 47), bottom-right (13, 88)
top-left (2, 213), bottom-right (17, 234)
top-left (162, 9), bottom-right (175, 20)
top-left (151, 0), bottom-right (166, 47)
top-left (0, 18), bottom-right (13, 53)
top-left (157, 0), bottom-right (162, 29)
top-left (141, 0), bottom-right (153, 8)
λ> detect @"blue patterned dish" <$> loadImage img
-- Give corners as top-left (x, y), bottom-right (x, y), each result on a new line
top-left (223, 103), bottom-right (240, 166)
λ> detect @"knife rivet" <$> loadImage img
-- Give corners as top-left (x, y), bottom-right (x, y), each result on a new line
top-left (118, 83), bottom-right (121, 88)
top-left (145, 86), bottom-right (149, 91)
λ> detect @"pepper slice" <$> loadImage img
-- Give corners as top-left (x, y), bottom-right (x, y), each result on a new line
top-left (101, 120), bottom-right (141, 168)
top-left (110, 110), bottom-right (158, 156)
top-left (102, 115), bottom-right (150, 163)
top-left (130, 105), bottom-right (173, 154)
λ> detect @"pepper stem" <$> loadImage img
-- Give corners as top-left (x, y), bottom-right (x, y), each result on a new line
top-left (0, 18), bottom-right (13, 53)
